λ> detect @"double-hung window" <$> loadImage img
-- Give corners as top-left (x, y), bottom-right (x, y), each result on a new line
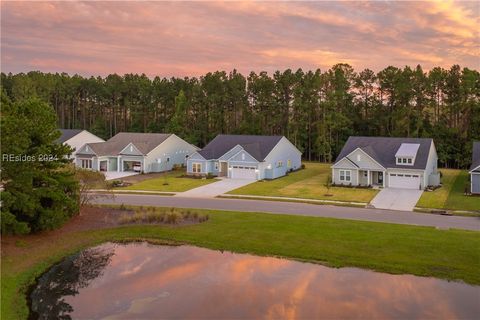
top-left (81, 159), bottom-right (92, 169)
top-left (339, 170), bottom-right (351, 182)
top-left (192, 163), bottom-right (202, 173)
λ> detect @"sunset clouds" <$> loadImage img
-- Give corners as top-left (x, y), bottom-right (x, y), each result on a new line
top-left (1, 1), bottom-right (478, 77)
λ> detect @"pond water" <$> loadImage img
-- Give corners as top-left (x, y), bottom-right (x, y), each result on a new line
top-left (30, 242), bottom-right (479, 319)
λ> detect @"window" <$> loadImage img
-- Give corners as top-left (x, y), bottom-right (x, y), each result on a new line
top-left (192, 163), bottom-right (201, 173)
top-left (277, 161), bottom-right (283, 168)
top-left (340, 170), bottom-right (351, 182)
top-left (407, 158), bottom-right (412, 164)
top-left (214, 162), bottom-right (219, 170)
top-left (81, 159), bottom-right (92, 169)
top-left (166, 157), bottom-right (170, 162)
top-left (287, 159), bottom-right (292, 168)
top-left (402, 158), bottom-right (407, 164)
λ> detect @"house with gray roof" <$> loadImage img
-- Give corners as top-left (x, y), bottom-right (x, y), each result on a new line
top-left (469, 141), bottom-right (480, 194)
top-left (332, 136), bottom-right (440, 190)
top-left (57, 129), bottom-right (104, 159)
top-left (75, 132), bottom-right (197, 173)
top-left (187, 135), bottom-right (302, 180)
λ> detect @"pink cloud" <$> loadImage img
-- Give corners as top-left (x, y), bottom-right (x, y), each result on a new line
top-left (1, 1), bottom-right (478, 77)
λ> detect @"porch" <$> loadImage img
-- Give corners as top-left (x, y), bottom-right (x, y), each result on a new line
top-left (358, 169), bottom-right (385, 187)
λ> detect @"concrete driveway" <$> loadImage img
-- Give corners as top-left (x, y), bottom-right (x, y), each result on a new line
top-left (177, 178), bottom-right (255, 198)
top-left (370, 188), bottom-right (423, 211)
top-left (103, 171), bottom-right (139, 181)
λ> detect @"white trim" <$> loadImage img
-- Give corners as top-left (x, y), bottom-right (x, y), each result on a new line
top-left (226, 148), bottom-right (259, 163)
top-left (469, 165), bottom-right (480, 174)
top-left (192, 162), bottom-right (202, 173)
top-left (331, 156), bottom-right (359, 169)
top-left (339, 169), bottom-right (352, 182)
top-left (119, 142), bottom-right (144, 155)
top-left (344, 147), bottom-right (386, 170)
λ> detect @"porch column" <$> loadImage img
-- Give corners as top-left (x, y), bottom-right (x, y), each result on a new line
top-left (357, 170), bottom-right (360, 186)
top-left (367, 170), bottom-right (370, 186)
top-left (383, 171), bottom-right (386, 188)
top-left (117, 157), bottom-right (121, 172)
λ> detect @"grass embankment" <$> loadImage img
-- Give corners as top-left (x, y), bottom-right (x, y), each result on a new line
top-left (228, 162), bottom-right (378, 203)
top-left (2, 207), bottom-right (480, 319)
top-left (417, 169), bottom-right (480, 212)
top-left (116, 170), bottom-right (218, 192)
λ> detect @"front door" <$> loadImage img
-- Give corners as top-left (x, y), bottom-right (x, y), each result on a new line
top-left (378, 172), bottom-right (383, 185)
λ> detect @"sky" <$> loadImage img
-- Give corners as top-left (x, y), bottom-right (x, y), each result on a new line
top-left (1, 1), bottom-right (479, 77)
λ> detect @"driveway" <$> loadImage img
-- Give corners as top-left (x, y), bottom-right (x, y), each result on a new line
top-left (176, 178), bottom-right (255, 198)
top-left (370, 188), bottom-right (423, 211)
top-left (103, 171), bottom-right (139, 181)
top-left (93, 194), bottom-right (480, 231)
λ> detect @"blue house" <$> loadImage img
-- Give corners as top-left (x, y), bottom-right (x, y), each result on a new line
top-left (470, 141), bottom-right (480, 194)
top-left (187, 135), bottom-right (302, 180)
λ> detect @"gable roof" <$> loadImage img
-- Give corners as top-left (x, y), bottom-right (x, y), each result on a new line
top-left (198, 134), bottom-right (283, 161)
top-left (57, 129), bottom-right (83, 143)
top-left (471, 142), bottom-right (480, 172)
top-left (335, 136), bottom-right (433, 170)
top-left (78, 132), bottom-right (172, 156)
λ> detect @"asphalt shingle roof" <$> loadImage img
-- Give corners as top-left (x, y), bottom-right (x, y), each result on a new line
top-left (57, 129), bottom-right (83, 143)
top-left (79, 132), bottom-right (172, 156)
top-left (471, 141), bottom-right (480, 172)
top-left (198, 134), bottom-right (284, 161)
top-left (335, 136), bottom-right (434, 170)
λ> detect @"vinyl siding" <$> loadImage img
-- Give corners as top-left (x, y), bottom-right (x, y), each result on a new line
top-left (262, 137), bottom-right (301, 179)
top-left (332, 168), bottom-right (358, 185)
top-left (144, 134), bottom-right (197, 173)
top-left (472, 173), bottom-right (480, 194)
top-left (345, 149), bottom-right (384, 170)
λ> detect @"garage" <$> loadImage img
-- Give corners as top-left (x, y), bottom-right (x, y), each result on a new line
top-left (388, 173), bottom-right (421, 189)
top-left (230, 166), bottom-right (257, 179)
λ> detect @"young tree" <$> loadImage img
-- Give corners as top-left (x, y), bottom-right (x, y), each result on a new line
top-left (1, 97), bottom-right (79, 234)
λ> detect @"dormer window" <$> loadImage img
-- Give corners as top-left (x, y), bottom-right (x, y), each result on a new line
top-left (395, 143), bottom-right (419, 166)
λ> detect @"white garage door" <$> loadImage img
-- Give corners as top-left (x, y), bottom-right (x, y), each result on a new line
top-left (231, 166), bottom-right (257, 179)
top-left (389, 173), bottom-right (421, 189)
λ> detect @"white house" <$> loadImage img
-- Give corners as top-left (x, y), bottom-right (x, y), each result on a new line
top-left (469, 141), bottom-right (480, 194)
top-left (186, 134), bottom-right (302, 180)
top-left (331, 136), bottom-right (440, 190)
top-left (57, 129), bottom-right (104, 158)
top-left (75, 132), bottom-right (197, 173)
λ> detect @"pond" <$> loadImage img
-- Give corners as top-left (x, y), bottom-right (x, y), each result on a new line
top-left (30, 242), bottom-right (480, 319)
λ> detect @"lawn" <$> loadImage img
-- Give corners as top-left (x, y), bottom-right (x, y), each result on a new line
top-left (417, 169), bottom-right (480, 212)
top-left (116, 170), bottom-right (218, 192)
top-left (2, 207), bottom-right (479, 319)
top-left (228, 162), bottom-right (379, 203)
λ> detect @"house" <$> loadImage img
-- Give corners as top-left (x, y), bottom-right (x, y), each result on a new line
top-left (332, 136), bottom-right (440, 190)
top-left (186, 134), bottom-right (302, 180)
top-left (57, 129), bottom-right (105, 158)
top-left (469, 141), bottom-right (480, 194)
top-left (74, 132), bottom-right (197, 173)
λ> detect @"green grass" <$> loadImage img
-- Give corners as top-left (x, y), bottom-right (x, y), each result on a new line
top-left (417, 169), bottom-right (480, 212)
top-left (228, 162), bottom-right (378, 202)
top-left (117, 171), bottom-right (218, 192)
top-left (2, 208), bottom-right (479, 319)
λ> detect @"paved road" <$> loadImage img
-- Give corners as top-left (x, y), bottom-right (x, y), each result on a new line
top-left (371, 188), bottom-right (423, 211)
top-left (93, 194), bottom-right (480, 231)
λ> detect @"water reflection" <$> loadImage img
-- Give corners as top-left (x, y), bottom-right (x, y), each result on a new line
top-left (30, 243), bottom-right (480, 319)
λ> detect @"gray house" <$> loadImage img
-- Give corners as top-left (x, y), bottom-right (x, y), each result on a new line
top-left (332, 136), bottom-right (440, 189)
top-left (57, 129), bottom-right (104, 159)
top-left (75, 132), bottom-right (197, 173)
top-left (470, 141), bottom-right (480, 194)
top-left (186, 135), bottom-right (302, 180)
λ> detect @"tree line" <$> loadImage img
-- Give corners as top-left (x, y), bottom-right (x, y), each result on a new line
top-left (1, 64), bottom-right (479, 168)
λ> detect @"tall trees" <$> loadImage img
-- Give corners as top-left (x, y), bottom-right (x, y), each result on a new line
top-left (1, 96), bottom-right (79, 234)
top-left (1, 65), bottom-right (478, 168)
